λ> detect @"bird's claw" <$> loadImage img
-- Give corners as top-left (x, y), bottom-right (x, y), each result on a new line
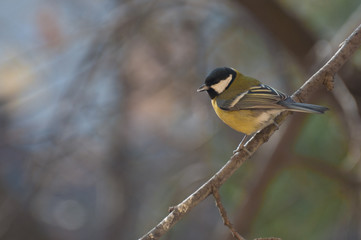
top-left (273, 120), bottom-right (280, 130)
top-left (233, 145), bottom-right (251, 156)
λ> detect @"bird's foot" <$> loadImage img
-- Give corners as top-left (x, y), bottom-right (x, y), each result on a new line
top-left (272, 120), bottom-right (280, 130)
top-left (233, 144), bottom-right (251, 156)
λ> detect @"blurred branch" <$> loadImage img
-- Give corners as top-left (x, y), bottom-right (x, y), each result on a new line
top-left (296, 156), bottom-right (361, 190)
top-left (254, 238), bottom-right (281, 240)
top-left (235, 0), bottom-right (316, 67)
top-left (139, 24), bottom-right (361, 240)
top-left (333, 77), bottom-right (361, 169)
top-left (297, 154), bottom-right (361, 239)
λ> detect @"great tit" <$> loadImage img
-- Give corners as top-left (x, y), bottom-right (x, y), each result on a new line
top-left (197, 67), bottom-right (328, 152)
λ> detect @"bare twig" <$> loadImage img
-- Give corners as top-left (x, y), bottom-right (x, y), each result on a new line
top-left (212, 187), bottom-right (245, 240)
top-left (230, 119), bottom-right (299, 236)
top-left (138, 24), bottom-right (361, 240)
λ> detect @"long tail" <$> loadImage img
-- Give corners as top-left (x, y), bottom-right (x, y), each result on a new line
top-left (280, 99), bottom-right (329, 114)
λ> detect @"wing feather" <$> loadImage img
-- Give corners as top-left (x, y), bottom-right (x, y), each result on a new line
top-left (217, 84), bottom-right (289, 111)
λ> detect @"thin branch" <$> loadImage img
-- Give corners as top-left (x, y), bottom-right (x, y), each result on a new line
top-left (231, 5), bottom-right (361, 237)
top-left (230, 120), bottom-right (298, 236)
top-left (138, 23), bottom-right (361, 240)
top-left (212, 187), bottom-right (245, 240)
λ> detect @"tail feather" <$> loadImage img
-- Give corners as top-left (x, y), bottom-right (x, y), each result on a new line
top-left (280, 99), bottom-right (329, 114)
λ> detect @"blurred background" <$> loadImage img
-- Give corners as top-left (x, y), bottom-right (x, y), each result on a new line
top-left (0, 0), bottom-right (361, 239)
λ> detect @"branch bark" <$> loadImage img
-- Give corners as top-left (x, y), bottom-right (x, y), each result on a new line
top-left (229, 3), bottom-right (361, 237)
top-left (212, 187), bottom-right (245, 240)
top-left (138, 23), bottom-right (361, 240)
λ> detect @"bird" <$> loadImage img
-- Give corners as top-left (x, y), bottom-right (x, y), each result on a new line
top-left (197, 67), bottom-right (328, 153)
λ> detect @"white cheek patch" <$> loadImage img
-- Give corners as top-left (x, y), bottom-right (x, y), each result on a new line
top-left (211, 74), bottom-right (233, 94)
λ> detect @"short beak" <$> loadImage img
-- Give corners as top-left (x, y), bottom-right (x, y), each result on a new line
top-left (197, 84), bottom-right (209, 92)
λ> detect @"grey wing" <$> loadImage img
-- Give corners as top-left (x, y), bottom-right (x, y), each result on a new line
top-left (217, 84), bottom-right (289, 111)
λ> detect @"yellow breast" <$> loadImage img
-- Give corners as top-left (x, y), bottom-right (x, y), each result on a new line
top-left (211, 99), bottom-right (282, 135)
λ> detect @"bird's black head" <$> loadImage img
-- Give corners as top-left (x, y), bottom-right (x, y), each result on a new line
top-left (197, 67), bottom-right (236, 99)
